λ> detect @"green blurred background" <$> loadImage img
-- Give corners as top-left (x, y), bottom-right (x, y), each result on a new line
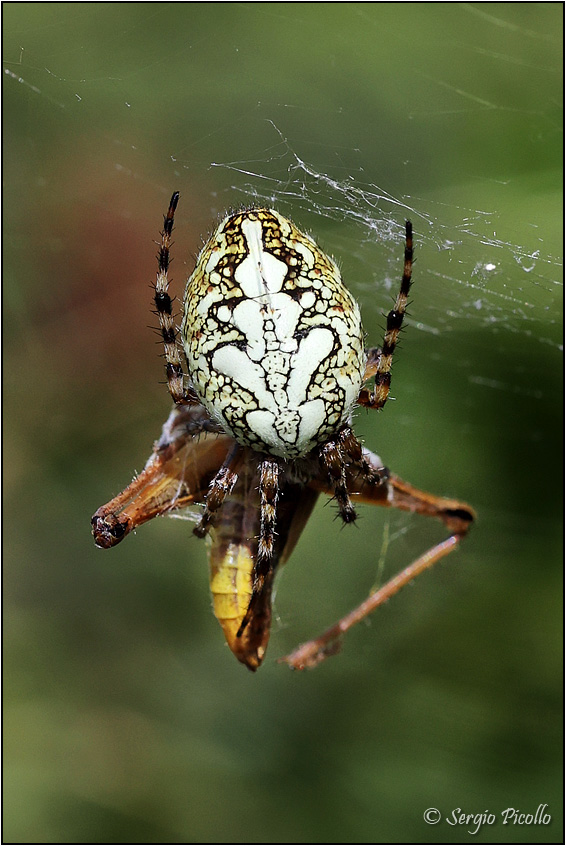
top-left (4, 3), bottom-right (562, 843)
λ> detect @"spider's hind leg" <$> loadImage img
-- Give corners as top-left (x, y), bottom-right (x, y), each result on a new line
top-left (153, 191), bottom-right (195, 406)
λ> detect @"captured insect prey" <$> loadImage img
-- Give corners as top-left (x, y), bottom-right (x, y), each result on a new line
top-left (91, 193), bottom-right (475, 671)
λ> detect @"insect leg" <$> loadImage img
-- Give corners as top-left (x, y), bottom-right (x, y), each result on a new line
top-left (281, 531), bottom-right (465, 670)
top-left (287, 458), bottom-right (475, 669)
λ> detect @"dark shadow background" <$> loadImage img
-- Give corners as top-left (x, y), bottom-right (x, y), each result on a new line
top-left (4, 4), bottom-right (563, 844)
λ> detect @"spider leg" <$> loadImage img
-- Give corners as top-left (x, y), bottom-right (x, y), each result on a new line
top-left (154, 192), bottom-right (193, 405)
top-left (257, 458), bottom-right (280, 565)
top-left (358, 220), bottom-right (413, 411)
top-left (320, 439), bottom-right (357, 523)
top-left (338, 425), bottom-right (388, 487)
top-left (236, 458), bottom-right (280, 638)
top-left (193, 442), bottom-right (243, 539)
top-left (362, 346), bottom-right (381, 382)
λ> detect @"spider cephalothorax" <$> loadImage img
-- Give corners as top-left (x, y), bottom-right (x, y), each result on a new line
top-left (92, 194), bottom-right (474, 671)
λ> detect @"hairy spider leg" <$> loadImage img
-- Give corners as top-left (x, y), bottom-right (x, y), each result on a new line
top-left (194, 442), bottom-right (243, 539)
top-left (237, 458), bottom-right (280, 638)
top-left (257, 458), bottom-right (280, 565)
top-left (154, 191), bottom-right (193, 405)
top-left (362, 346), bottom-right (382, 381)
top-left (320, 439), bottom-right (357, 523)
top-left (358, 220), bottom-right (413, 410)
top-left (338, 425), bottom-right (388, 487)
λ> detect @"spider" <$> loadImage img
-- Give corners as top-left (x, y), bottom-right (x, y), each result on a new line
top-left (92, 193), bottom-right (475, 671)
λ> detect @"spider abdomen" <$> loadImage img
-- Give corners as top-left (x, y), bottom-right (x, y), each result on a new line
top-left (182, 209), bottom-right (366, 458)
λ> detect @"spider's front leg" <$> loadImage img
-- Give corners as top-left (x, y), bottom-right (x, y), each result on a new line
top-left (320, 428), bottom-right (387, 522)
top-left (193, 442), bottom-right (244, 538)
top-left (338, 425), bottom-right (388, 488)
top-left (237, 458), bottom-right (280, 638)
top-left (320, 438), bottom-right (357, 523)
top-left (257, 458), bottom-right (280, 565)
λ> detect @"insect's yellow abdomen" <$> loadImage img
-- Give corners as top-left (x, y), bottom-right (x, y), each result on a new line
top-left (208, 540), bottom-right (256, 657)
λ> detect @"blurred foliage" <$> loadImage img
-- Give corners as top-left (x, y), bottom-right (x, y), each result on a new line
top-left (3, 3), bottom-right (563, 844)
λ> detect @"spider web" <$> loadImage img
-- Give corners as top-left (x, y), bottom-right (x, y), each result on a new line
top-left (4, 5), bottom-right (562, 362)
top-left (208, 120), bottom-right (562, 351)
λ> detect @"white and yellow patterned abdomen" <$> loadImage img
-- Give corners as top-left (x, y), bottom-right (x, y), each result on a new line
top-left (182, 209), bottom-right (366, 459)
